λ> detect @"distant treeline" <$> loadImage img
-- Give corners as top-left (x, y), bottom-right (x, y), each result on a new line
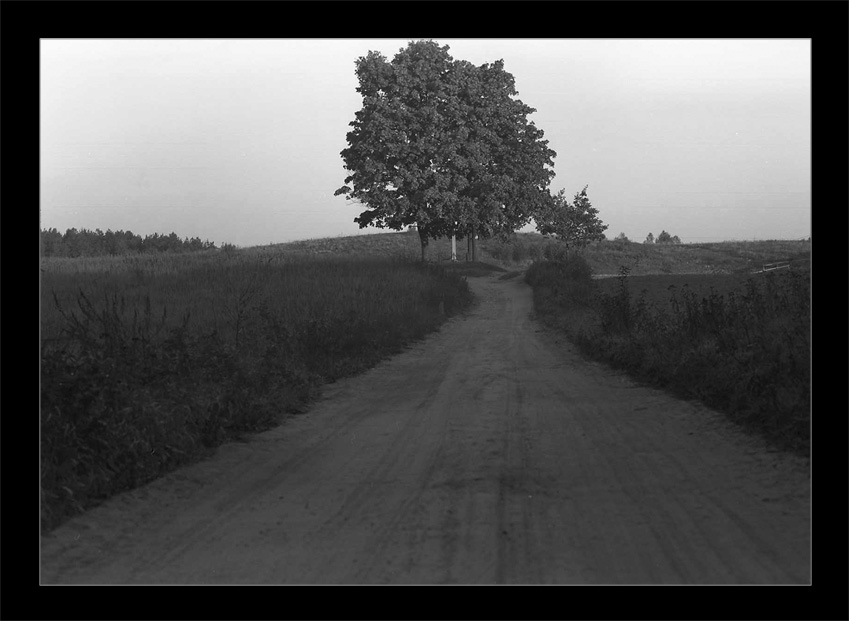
top-left (40, 227), bottom-right (219, 257)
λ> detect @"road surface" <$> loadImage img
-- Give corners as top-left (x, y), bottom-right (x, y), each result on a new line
top-left (40, 273), bottom-right (810, 584)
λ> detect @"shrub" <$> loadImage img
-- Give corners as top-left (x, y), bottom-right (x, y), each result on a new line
top-left (525, 254), bottom-right (595, 308)
top-left (542, 241), bottom-right (569, 262)
top-left (482, 234), bottom-right (533, 264)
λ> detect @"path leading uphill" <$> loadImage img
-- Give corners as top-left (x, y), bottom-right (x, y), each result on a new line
top-left (41, 273), bottom-right (810, 584)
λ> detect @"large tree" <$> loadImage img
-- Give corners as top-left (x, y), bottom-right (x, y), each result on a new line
top-left (447, 58), bottom-right (557, 260)
top-left (335, 40), bottom-right (556, 261)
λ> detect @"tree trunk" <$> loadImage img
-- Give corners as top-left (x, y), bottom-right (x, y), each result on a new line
top-left (417, 226), bottom-right (428, 263)
top-left (451, 234), bottom-right (457, 261)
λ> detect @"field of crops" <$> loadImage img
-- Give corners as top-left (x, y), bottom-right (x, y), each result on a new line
top-left (40, 245), bottom-right (473, 532)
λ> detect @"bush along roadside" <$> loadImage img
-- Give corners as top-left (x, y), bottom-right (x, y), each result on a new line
top-left (41, 258), bottom-right (473, 534)
top-left (526, 257), bottom-right (810, 456)
top-left (40, 291), bottom-right (315, 534)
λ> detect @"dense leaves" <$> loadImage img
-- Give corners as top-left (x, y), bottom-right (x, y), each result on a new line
top-left (40, 227), bottom-right (218, 257)
top-left (644, 230), bottom-right (682, 244)
top-left (336, 40), bottom-right (556, 260)
top-left (656, 230), bottom-right (682, 244)
top-left (535, 186), bottom-right (608, 255)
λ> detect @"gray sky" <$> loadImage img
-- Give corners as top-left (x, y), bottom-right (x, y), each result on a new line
top-left (40, 39), bottom-right (811, 246)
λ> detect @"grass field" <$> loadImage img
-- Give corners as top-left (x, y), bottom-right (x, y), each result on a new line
top-left (484, 233), bottom-right (811, 276)
top-left (525, 241), bottom-right (810, 456)
top-left (40, 239), bottom-right (475, 533)
top-left (249, 229), bottom-right (469, 262)
top-left (40, 230), bottom-right (811, 532)
top-left (594, 270), bottom-right (800, 313)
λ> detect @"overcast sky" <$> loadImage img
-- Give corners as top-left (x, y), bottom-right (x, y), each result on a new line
top-left (40, 39), bottom-right (811, 246)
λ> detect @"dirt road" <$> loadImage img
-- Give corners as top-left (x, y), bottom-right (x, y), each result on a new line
top-left (40, 274), bottom-right (810, 584)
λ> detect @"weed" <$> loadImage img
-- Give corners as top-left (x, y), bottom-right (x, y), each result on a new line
top-left (528, 255), bottom-right (810, 456)
top-left (40, 251), bottom-right (473, 533)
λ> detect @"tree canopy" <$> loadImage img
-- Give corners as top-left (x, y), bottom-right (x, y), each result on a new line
top-left (39, 227), bottom-right (217, 257)
top-left (335, 40), bottom-right (556, 260)
top-left (655, 230), bottom-right (682, 244)
top-left (534, 186), bottom-right (608, 254)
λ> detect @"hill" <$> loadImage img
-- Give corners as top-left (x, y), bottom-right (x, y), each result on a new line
top-left (482, 233), bottom-right (811, 277)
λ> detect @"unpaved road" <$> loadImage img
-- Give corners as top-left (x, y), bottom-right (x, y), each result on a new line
top-left (41, 274), bottom-right (810, 584)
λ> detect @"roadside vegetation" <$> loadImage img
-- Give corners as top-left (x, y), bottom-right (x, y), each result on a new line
top-left (41, 240), bottom-right (473, 533)
top-left (522, 239), bottom-right (810, 456)
top-left (485, 232), bottom-right (811, 276)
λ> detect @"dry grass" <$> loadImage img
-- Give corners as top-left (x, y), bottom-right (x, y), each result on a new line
top-left (247, 229), bottom-right (465, 262)
top-left (41, 244), bottom-right (474, 533)
top-left (526, 253), bottom-right (810, 456)
top-left (483, 233), bottom-right (811, 277)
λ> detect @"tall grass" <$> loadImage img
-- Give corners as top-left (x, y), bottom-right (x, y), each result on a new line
top-left (526, 256), bottom-right (810, 455)
top-left (41, 250), bottom-right (473, 532)
top-left (485, 233), bottom-right (811, 277)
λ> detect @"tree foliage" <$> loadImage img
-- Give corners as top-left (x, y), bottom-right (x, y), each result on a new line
top-left (39, 227), bottom-right (218, 257)
top-left (656, 230), bottom-right (681, 244)
top-left (335, 40), bottom-right (556, 260)
top-left (534, 186), bottom-right (608, 254)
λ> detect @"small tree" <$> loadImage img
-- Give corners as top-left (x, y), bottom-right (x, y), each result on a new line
top-left (656, 230), bottom-right (682, 244)
top-left (644, 232), bottom-right (655, 244)
top-left (614, 232), bottom-right (630, 242)
top-left (534, 186), bottom-right (607, 256)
